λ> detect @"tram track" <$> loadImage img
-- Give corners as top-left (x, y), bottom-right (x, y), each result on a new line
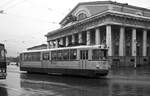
top-left (7, 65), bottom-right (150, 86)
top-left (7, 69), bottom-right (150, 82)
top-left (4, 68), bottom-right (150, 96)
top-left (0, 83), bottom-right (54, 96)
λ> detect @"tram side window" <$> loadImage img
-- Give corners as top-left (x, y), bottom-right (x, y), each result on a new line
top-left (70, 49), bottom-right (77, 60)
top-left (24, 54), bottom-right (27, 61)
top-left (92, 49), bottom-right (107, 60)
top-left (43, 52), bottom-right (49, 60)
top-left (32, 52), bottom-right (40, 61)
top-left (85, 50), bottom-right (88, 59)
top-left (62, 50), bottom-right (69, 60)
top-left (0, 49), bottom-right (3, 58)
top-left (57, 50), bottom-right (63, 60)
top-left (24, 52), bottom-right (40, 61)
top-left (104, 50), bottom-right (108, 59)
top-left (0, 50), bottom-right (1, 58)
top-left (51, 51), bottom-right (57, 60)
top-left (50, 49), bottom-right (77, 61)
top-left (20, 54), bottom-right (22, 61)
top-left (24, 53), bottom-right (30, 61)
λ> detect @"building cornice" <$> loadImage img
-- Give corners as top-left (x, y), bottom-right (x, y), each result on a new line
top-left (46, 9), bottom-right (109, 37)
top-left (46, 10), bottom-right (150, 38)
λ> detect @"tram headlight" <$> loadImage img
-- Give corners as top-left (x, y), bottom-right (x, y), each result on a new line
top-left (0, 69), bottom-right (5, 72)
top-left (96, 64), bottom-right (100, 69)
top-left (2, 69), bottom-right (5, 72)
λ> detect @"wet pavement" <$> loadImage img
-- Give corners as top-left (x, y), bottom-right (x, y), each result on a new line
top-left (1, 65), bottom-right (150, 96)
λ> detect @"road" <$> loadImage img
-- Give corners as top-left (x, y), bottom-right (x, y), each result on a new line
top-left (1, 65), bottom-right (150, 96)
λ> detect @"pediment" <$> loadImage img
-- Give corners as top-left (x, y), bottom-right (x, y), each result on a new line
top-left (60, 1), bottom-right (111, 27)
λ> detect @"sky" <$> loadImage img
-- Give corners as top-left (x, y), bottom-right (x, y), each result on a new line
top-left (0, 0), bottom-right (150, 57)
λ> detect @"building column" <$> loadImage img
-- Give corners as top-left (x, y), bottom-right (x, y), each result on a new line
top-left (119, 26), bottom-right (125, 56)
top-left (66, 36), bottom-right (69, 47)
top-left (59, 38), bottom-right (63, 46)
top-left (143, 30), bottom-right (147, 56)
top-left (72, 34), bottom-right (75, 44)
top-left (52, 41), bottom-right (55, 48)
top-left (78, 32), bottom-right (82, 44)
top-left (52, 41), bottom-right (54, 48)
top-left (95, 28), bottom-right (100, 45)
top-left (55, 39), bottom-right (59, 48)
top-left (50, 41), bottom-right (53, 48)
top-left (47, 41), bottom-right (50, 49)
top-left (132, 28), bottom-right (137, 56)
top-left (86, 30), bottom-right (91, 45)
top-left (106, 25), bottom-right (112, 56)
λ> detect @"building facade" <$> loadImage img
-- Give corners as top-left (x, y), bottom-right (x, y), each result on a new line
top-left (45, 1), bottom-right (150, 67)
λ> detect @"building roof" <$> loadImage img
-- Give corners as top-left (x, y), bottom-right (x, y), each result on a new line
top-left (0, 43), bottom-right (4, 46)
top-left (59, 1), bottom-right (150, 25)
top-left (27, 44), bottom-right (47, 50)
top-left (22, 45), bottom-right (108, 53)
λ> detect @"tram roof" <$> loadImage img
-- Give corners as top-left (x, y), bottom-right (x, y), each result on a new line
top-left (21, 45), bottom-right (108, 53)
top-left (0, 43), bottom-right (4, 46)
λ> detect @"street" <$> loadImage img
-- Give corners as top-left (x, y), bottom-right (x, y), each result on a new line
top-left (1, 65), bottom-right (150, 96)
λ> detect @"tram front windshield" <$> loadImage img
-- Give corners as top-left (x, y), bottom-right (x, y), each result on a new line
top-left (0, 49), bottom-right (5, 59)
top-left (92, 49), bottom-right (108, 60)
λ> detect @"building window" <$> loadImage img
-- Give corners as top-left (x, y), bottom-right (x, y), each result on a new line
top-left (125, 28), bottom-right (132, 56)
top-left (126, 46), bottom-right (131, 56)
top-left (114, 45), bottom-right (119, 56)
top-left (147, 46), bottom-right (150, 56)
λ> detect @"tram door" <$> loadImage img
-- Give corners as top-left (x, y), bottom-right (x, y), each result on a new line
top-left (80, 50), bottom-right (88, 69)
top-left (42, 52), bottom-right (50, 73)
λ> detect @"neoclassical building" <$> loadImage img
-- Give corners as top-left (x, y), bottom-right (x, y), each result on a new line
top-left (45, 1), bottom-right (150, 66)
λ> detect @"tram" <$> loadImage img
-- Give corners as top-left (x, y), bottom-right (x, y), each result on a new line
top-left (20, 45), bottom-right (110, 77)
top-left (0, 43), bottom-right (7, 79)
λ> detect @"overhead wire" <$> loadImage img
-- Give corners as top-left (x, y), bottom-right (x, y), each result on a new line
top-left (0, 0), bottom-right (16, 14)
top-left (0, 0), bottom-right (27, 14)
top-left (2, 0), bottom-right (27, 11)
top-left (26, 0), bottom-right (58, 25)
top-left (0, 0), bottom-right (58, 25)
top-left (0, 0), bottom-right (17, 8)
top-left (0, 0), bottom-right (58, 44)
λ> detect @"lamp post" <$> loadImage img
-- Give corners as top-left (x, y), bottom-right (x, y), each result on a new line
top-left (134, 54), bottom-right (137, 69)
top-left (134, 40), bottom-right (137, 69)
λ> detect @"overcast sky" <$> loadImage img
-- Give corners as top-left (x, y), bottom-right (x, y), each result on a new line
top-left (0, 0), bottom-right (150, 57)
